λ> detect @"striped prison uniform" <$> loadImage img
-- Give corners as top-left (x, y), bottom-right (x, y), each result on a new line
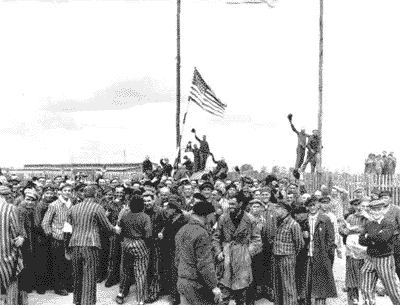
top-left (339, 213), bottom-right (368, 304)
top-left (42, 198), bottom-right (73, 292)
top-left (119, 211), bottom-right (151, 304)
top-left (68, 198), bottom-right (117, 305)
top-left (273, 215), bottom-right (304, 305)
top-left (359, 217), bottom-right (400, 305)
top-left (0, 199), bottom-right (26, 305)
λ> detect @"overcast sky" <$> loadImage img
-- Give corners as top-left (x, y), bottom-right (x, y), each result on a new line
top-left (1, 0), bottom-right (399, 173)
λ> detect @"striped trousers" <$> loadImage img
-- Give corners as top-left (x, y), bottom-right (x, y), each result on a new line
top-left (360, 255), bottom-right (400, 305)
top-left (119, 238), bottom-right (149, 304)
top-left (273, 254), bottom-right (297, 305)
top-left (0, 277), bottom-right (27, 305)
top-left (72, 247), bottom-right (98, 305)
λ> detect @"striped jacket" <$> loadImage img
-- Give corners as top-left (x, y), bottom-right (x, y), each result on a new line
top-left (0, 199), bottom-right (24, 289)
top-left (67, 198), bottom-right (116, 248)
top-left (42, 198), bottom-right (73, 240)
top-left (273, 215), bottom-right (304, 256)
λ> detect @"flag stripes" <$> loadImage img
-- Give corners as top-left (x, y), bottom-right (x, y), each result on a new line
top-left (189, 68), bottom-right (226, 118)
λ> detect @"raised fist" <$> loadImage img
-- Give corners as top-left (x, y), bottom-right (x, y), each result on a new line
top-left (287, 113), bottom-right (293, 121)
top-left (234, 166), bottom-right (240, 173)
top-left (191, 128), bottom-right (196, 133)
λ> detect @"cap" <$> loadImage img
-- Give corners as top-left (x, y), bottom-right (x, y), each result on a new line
top-left (192, 201), bottom-right (215, 217)
top-left (249, 199), bottom-right (263, 206)
top-left (319, 196), bottom-right (331, 204)
top-left (349, 198), bottom-right (361, 206)
top-left (43, 185), bottom-right (55, 193)
top-left (200, 182), bottom-right (214, 191)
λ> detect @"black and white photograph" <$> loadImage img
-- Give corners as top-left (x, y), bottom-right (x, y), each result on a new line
top-left (1, 0), bottom-right (400, 304)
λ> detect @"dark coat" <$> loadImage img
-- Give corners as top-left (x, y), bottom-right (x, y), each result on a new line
top-left (297, 213), bottom-right (337, 299)
top-left (175, 216), bottom-right (218, 290)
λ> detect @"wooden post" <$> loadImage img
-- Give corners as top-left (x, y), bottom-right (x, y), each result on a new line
top-left (176, 0), bottom-right (181, 153)
top-left (318, 0), bottom-right (324, 169)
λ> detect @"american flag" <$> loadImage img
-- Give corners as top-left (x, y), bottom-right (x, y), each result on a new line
top-left (189, 68), bottom-right (227, 118)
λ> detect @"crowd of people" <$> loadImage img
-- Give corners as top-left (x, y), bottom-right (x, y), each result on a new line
top-left (364, 152), bottom-right (397, 175)
top-left (1, 158), bottom-right (400, 305)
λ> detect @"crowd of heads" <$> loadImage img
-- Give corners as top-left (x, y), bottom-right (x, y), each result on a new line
top-left (364, 151), bottom-right (396, 175)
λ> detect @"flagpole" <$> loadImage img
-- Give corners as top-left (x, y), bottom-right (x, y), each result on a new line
top-left (176, 0), bottom-right (181, 153)
top-left (318, 0), bottom-right (324, 170)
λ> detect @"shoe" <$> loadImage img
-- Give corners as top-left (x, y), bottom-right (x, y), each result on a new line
top-left (55, 289), bottom-right (69, 296)
top-left (115, 295), bottom-right (124, 304)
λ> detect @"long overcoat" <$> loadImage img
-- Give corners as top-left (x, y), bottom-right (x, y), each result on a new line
top-left (212, 211), bottom-right (262, 290)
top-left (297, 213), bottom-right (338, 299)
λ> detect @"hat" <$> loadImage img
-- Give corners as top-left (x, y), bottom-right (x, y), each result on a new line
top-left (369, 199), bottom-right (386, 209)
top-left (304, 195), bottom-right (319, 207)
top-left (143, 180), bottom-right (154, 187)
top-left (43, 185), bottom-right (55, 193)
top-left (0, 185), bottom-right (12, 195)
top-left (225, 183), bottom-right (237, 191)
top-left (288, 183), bottom-right (298, 188)
top-left (265, 174), bottom-right (278, 184)
top-left (25, 189), bottom-right (39, 201)
top-left (192, 201), bottom-right (215, 217)
top-left (60, 183), bottom-right (73, 191)
top-left (200, 182), bottom-right (214, 191)
top-left (349, 198), bottom-right (361, 206)
top-left (319, 196), bottom-right (331, 204)
top-left (276, 200), bottom-right (292, 212)
top-left (249, 199), bottom-right (263, 206)
top-left (379, 190), bottom-right (391, 198)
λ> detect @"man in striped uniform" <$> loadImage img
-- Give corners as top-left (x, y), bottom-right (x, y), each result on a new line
top-left (359, 199), bottom-right (400, 304)
top-left (68, 185), bottom-right (120, 305)
top-left (272, 199), bottom-right (304, 305)
top-left (42, 183), bottom-right (74, 296)
top-left (0, 197), bottom-right (25, 305)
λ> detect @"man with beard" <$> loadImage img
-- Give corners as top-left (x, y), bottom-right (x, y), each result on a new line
top-left (212, 195), bottom-right (262, 305)
top-left (272, 199), bottom-right (304, 305)
top-left (175, 200), bottom-right (221, 305)
top-left (142, 191), bottom-right (164, 303)
top-left (103, 185), bottom-right (125, 287)
top-left (34, 185), bottom-right (56, 294)
top-left (158, 195), bottom-right (188, 305)
top-left (42, 184), bottom-right (74, 296)
top-left (359, 199), bottom-right (400, 305)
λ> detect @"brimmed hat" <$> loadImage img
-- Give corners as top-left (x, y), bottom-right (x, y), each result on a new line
top-left (192, 201), bottom-right (215, 217)
top-left (350, 198), bottom-right (361, 206)
top-left (200, 182), bottom-right (214, 191)
top-left (319, 196), bottom-right (331, 204)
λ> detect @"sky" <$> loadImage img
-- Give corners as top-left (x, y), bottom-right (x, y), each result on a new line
top-left (0, 0), bottom-right (399, 173)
